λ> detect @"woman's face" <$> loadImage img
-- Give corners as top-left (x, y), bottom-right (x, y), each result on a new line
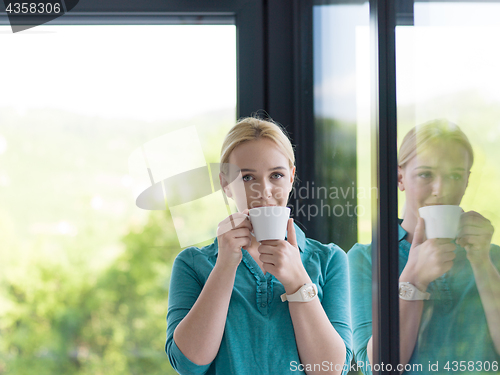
top-left (398, 140), bottom-right (470, 217)
top-left (224, 138), bottom-right (295, 211)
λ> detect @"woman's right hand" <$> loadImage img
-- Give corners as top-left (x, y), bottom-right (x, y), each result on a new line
top-left (216, 209), bottom-right (253, 269)
top-left (401, 218), bottom-right (456, 291)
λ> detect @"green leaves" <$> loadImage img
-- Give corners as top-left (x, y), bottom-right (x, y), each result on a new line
top-left (0, 210), bottom-right (180, 375)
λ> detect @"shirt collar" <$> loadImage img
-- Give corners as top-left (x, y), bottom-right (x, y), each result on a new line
top-left (398, 218), bottom-right (409, 242)
top-left (213, 221), bottom-right (306, 254)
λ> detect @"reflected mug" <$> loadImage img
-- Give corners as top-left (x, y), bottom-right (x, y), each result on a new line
top-left (418, 205), bottom-right (462, 239)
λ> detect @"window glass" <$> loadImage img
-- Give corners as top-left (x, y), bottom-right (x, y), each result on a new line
top-left (313, 2), bottom-right (370, 251)
top-left (313, 4), bottom-right (370, 375)
top-left (0, 24), bottom-right (236, 375)
top-left (395, 2), bottom-right (500, 373)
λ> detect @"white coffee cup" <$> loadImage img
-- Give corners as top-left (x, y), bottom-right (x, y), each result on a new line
top-left (248, 206), bottom-right (291, 242)
top-left (418, 205), bottom-right (463, 239)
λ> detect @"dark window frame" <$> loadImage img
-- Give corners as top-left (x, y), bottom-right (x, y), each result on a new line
top-left (370, 0), bottom-right (399, 373)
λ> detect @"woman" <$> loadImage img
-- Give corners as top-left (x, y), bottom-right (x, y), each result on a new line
top-left (165, 117), bottom-right (352, 375)
top-left (349, 119), bottom-right (500, 374)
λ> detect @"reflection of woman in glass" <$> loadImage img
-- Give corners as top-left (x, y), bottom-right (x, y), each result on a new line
top-left (166, 117), bottom-right (352, 374)
top-left (349, 120), bottom-right (500, 374)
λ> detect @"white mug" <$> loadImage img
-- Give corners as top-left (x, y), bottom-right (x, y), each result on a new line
top-left (248, 206), bottom-right (291, 242)
top-left (418, 205), bottom-right (463, 239)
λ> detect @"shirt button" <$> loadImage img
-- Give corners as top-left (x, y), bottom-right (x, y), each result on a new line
top-left (260, 303), bottom-right (267, 308)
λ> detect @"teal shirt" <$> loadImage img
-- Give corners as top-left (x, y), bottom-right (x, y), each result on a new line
top-left (166, 223), bottom-right (352, 375)
top-left (348, 221), bottom-right (500, 375)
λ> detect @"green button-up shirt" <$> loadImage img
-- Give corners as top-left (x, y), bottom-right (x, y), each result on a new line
top-left (166, 223), bottom-right (352, 375)
top-left (348, 221), bottom-right (500, 375)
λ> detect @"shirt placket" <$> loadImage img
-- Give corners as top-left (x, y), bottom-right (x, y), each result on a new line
top-left (241, 250), bottom-right (270, 316)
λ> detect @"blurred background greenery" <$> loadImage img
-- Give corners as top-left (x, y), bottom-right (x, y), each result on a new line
top-left (0, 107), bottom-right (234, 374)
top-left (0, 24), bottom-right (237, 374)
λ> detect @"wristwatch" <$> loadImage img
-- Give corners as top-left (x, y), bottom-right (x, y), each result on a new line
top-left (281, 283), bottom-right (318, 302)
top-left (398, 282), bottom-right (430, 301)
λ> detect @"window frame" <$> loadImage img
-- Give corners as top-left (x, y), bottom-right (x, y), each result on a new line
top-left (370, 0), bottom-right (400, 373)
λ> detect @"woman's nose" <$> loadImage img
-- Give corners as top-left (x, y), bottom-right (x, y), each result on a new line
top-left (256, 181), bottom-right (273, 198)
top-left (431, 175), bottom-right (447, 197)
top-left (264, 186), bottom-right (273, 198)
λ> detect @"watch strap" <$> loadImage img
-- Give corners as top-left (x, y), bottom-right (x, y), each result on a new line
top-left (281, 283), bottom-right (318, 302)
top-left (399, 282), bottom-right (430, 300)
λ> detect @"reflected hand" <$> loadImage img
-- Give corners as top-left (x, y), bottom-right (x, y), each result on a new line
top-left (257, 218), bottom-right (310, 293)
top-left (457, 210), bottom-right (494, 265)
top-left (216, 209), bottom-right (252, 269)
top-left (403, 218), bottom-right (456, 291)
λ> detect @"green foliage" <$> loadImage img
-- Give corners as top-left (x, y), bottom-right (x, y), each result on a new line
top-left (0, 106), bottom-right (235, 375)
top-left (313, 117), bottom-right (358, 251)
top-left (0, 210), bottom-right (181, 375)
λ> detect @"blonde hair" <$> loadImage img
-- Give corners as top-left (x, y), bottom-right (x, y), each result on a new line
top-left (220, 117), bottom-right (295, 173)
top-left (399, 119), bottom-right (474, 169)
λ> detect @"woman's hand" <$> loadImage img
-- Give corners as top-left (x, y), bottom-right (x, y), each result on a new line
top-left (401, 218), bottom-right (456, 291)
top-left (457, 210), bottom-right (494, 266)
top-left (257, 218), bottom-right (310, 293)
top-left (216, 210), bottom-right (253, 269)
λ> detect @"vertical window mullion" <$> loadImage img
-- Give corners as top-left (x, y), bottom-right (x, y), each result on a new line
top-left (370, 0), bottom-right (400, 373)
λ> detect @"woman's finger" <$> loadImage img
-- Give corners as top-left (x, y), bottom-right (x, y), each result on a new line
top-left (257, 243), bottom-right (276, 255)
top-left (259, 254), bottom-right (275, 265)
top-left (218, 214), bottom-right (248, 227)
top-left (221, 228), bottom-right (251, 246)
top-left (218, 216), bottom-right (252, 235)
top-left (286, 218), bottom-right (298, 248)
top-left (439, 250), bottom-right (456, 262)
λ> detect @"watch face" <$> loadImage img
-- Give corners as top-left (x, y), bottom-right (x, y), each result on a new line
top-left (301, 285), bottom-right (317, 300)
top-left (399, 284), bottom-right (414, 299)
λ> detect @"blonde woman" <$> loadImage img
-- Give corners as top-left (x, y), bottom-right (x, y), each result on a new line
top-left (349, 120), bottom-right (500, 374)
top-left (165, 117), bottom-right (352, 375)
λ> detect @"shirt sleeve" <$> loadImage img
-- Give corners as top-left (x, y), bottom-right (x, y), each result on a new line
top-left (321, 245), bottom-right (353, 375)
top-left (348, 243), bottom-right (373, 375)
top-left (491, 244), bottom-right (500, 270)
top-left (165, 248), bottom-right (212, 375)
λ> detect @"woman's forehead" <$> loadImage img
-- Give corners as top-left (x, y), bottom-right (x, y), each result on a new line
top-left (229, 138), bottom-right (289, 164)
top-left (413, 141), bottom-right (470, 168)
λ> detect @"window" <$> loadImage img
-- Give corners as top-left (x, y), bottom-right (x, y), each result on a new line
top-left (0, 22), bottom-right (236, 375)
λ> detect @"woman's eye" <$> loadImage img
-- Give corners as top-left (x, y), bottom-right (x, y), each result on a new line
top-left (242, 175), bottom-right (254, 182)
top-left (448, 173), bottom-right (463, 181)
top-left (418, 172), bottom-right (432, 179)
top-left (271, 173), bottom-right (284, 179)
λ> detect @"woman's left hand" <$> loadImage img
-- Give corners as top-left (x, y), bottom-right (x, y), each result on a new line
top-left (457, 210), bottom-right (494, 265)
top-left (258, 218), bottom-right (311, 294)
